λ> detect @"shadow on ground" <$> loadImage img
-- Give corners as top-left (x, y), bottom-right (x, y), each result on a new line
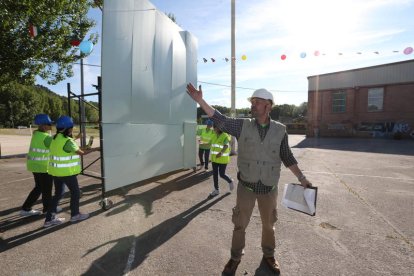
top-left (82, 194), bottom-right (230, 276)
top-left (104, 169), bottom-right (213, 218)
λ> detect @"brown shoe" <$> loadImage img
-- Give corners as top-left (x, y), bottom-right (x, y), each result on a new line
top-left (222, 258), bottom-right (241, 276)
top-left (262, 256), bottom-right (280, 273)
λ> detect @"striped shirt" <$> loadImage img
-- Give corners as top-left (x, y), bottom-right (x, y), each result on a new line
top-left (211, 110), bottom-right (297, 194)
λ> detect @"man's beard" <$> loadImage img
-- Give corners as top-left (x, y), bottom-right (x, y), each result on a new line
top-left (250, 109), bottom-right (258, 118)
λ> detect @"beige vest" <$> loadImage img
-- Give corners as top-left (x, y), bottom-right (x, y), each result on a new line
top-left (237, 119), bottom-right (286, 186)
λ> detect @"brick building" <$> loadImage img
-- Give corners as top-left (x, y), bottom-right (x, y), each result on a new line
top-left (306, 59), bottom-right (414, 138)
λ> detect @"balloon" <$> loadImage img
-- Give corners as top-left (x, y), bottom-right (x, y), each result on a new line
top-left (300, 52), bottom-right (306, 58)
top-left (281, 54), bottom-right (286, 60)
top-left (70, 39), bottom-right (80, 47)
top-left (314, 50), bottom-right (320, 56)
top-left (403, 47), bottom-right (413, 55)
top-left (241, 55), bottom-right (247, 60)
top-left (79, 40), bottom-right (93, 55)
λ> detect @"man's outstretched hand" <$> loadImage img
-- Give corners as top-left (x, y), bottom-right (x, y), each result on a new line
top-left (186, 83), bottom-right (203, 103)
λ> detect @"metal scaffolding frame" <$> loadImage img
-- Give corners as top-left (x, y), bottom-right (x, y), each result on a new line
top-left (67, 76), bottom-right (112, 210)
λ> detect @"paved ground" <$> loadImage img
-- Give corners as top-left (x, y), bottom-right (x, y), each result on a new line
top-left (0, 134), bottom-right (31, 158)
top-left (0, 134), bottom-right (414, 275)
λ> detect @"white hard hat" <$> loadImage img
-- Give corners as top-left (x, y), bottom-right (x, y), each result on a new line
top-left (248, 88), bottom-right (274, 106)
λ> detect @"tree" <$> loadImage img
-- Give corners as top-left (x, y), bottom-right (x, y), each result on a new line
top-left (0, 0), bottom-right (98, 86)
top-left (196, 103), bottom-right (307, 123)
top-left (0, 82), bottom-right (98, 127)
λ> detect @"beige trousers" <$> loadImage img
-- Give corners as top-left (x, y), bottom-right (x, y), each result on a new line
top-left (230, 182), bottom-right (278, 261)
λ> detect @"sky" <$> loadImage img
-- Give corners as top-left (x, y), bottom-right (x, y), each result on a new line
top-left (36, 0), bottom-right (414, 108)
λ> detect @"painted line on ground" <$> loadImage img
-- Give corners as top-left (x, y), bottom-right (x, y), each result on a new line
top-left (123, 238), bottom-right (136, 276)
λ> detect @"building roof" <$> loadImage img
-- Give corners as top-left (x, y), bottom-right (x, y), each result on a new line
top-left (307, 59), bottom-right (414, 91)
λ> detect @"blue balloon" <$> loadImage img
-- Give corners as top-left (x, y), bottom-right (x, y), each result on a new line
top-left (79, 41), bottom-right (93, 55)
top-left (300, 52), bottom-right (307, 58)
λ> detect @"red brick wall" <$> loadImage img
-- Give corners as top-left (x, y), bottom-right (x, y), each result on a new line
top-left (307, 83), bottom-right (414, 137)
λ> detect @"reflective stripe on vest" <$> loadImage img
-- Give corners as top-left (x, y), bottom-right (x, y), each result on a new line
top-left (50, 155), bottom-right (80, 161)
top-left (210, 151), bottom-right (230, 156)
top-left (30, 147), bottom-right (50, 153)
top-left (211, 144), bottom-right (230, 156)
top-left (27, 156), bottom-right (49, 161)
top-left (49, 161), bottom-right (81, 168)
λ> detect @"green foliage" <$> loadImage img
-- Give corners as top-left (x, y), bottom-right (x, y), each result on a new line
top-left (0, 0), bottom-right (98, 86)
top-left (197, 102), bottom-right (308, 122)
top-left (0, 82), bottom-right (98, 127)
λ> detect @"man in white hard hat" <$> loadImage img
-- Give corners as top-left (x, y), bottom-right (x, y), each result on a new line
top-left (186, 83), bottom-right (312, 275)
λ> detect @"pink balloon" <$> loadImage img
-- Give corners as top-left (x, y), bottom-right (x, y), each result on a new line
top-left (403, 47), bottom-right (413, 55)
top-left (314, 50), bottom-right (320, 56)
top-left (281, 54), bottom-right (286, 60)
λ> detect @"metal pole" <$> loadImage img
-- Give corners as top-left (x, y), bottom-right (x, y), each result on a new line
top-left (80, 58), bottom-right (86, 147)
top-left (67, 83), bottom-right (71, 115)
top-left (97, 76), bottom-right (106, 200)
top-left (230, 0), bottom-right (237, 155)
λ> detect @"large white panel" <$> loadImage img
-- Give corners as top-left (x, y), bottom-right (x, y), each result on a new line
top-left (183, 121), bottom-right (197, 168)
top-left (102, 123), bottom-right (185, 191)
top-left (102, 1), bottom-right (134, 123)
top-left (102, 0), bottom-right (197, 192)
top-left (169, 31), bottom-right (188, 125)
top-left (184, 31), bottom-right (198, 121)
top-left (185, 31), bottom-right (198, 86)
top-left (130, 11), bottom-right (173, 124)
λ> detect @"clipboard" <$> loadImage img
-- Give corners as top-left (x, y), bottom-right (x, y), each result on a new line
top-left (281, 183), bottom-right (318, 216)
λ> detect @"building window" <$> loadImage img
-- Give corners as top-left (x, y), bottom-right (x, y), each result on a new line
top-left (332, 91), bottom-right (346, 113)
top-left (368, 87), bottom-right (384, 111)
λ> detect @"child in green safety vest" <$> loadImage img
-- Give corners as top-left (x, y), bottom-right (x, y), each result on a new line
top-left (209, 125), bottom-right (234, 197)
top-left (196, 119), bottom-right (215, 170)
top-left (43, 115), bottom-right (99, 228)
top-left (20, 114), bottom-right (56, 216)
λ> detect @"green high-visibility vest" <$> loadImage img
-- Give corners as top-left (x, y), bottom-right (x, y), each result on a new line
top-left (210, 132), bottom-right (231, 164)
top-left (198, 128), bottom-right (215, 149)
top-left (26, 131), bottom-right (51, 173)
top-left (48, 134), bottom-right (81, 177)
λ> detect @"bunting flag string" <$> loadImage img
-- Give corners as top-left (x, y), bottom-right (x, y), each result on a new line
top-left (199, 46), bottom-right (413, 63)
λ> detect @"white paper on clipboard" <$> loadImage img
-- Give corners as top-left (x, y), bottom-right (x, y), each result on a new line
top-left (281, 183), bottom-right (317, 216)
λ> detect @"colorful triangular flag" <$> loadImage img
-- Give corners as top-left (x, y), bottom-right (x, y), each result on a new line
top-left (203, 58), bottom-right (208, 63)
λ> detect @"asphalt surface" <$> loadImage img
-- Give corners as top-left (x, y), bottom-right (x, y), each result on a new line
top-left (1, 134), bottom-right (414, 276)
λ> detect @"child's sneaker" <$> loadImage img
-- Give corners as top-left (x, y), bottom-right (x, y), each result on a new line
top-left (228, 180), bottom-right (234, 191)
top-left (43, 217), bottom-right (65, 228)
top-left (70, 213), bottom-right (89, 222)
top-left (209, 189), bottom-right (219, 197)
top-left (20, 209), bottom-right (42, 217)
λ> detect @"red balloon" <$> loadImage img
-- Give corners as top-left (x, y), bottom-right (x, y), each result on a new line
top-left (70, 39), bottom-right (81, 47)
top-left (281, 54), bottom-right (286, 60)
